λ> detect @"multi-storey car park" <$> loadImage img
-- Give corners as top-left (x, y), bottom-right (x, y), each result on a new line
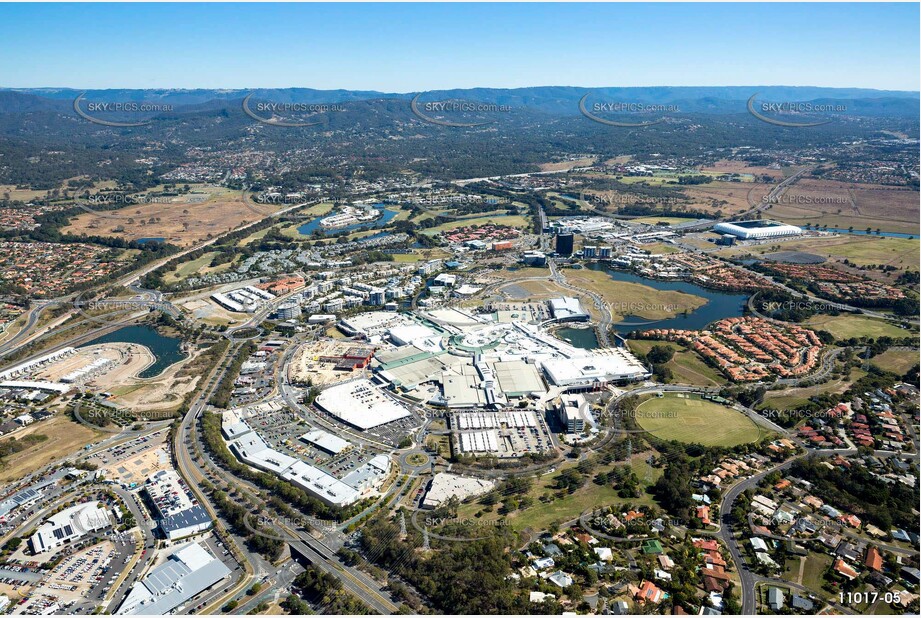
top-left (141, 470), bottom-right (212, 541)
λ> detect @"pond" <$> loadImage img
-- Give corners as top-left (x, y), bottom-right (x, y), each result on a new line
top-left (555, 326), bottom-right (599, 349)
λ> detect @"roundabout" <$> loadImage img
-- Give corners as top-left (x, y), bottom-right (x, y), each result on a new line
top-left (399, 450), bottom-right (432, 473)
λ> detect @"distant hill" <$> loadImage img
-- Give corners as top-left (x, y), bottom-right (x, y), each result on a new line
top-left (2, 85), bottom-right (918, 117)
top-left (0, 85), bottom-right (915, 189)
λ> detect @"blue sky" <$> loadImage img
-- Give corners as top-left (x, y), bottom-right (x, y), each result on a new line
top-left (0, 3), bottom-right (917, 91)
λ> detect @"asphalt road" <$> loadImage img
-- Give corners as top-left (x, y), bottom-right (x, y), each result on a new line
top-left (717, 459), bottom-right (795, 614)
top-left (287, 533), bottom-right (399, 614)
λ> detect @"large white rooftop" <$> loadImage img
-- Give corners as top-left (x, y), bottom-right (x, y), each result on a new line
top-left (548, 296), bottom-right (589, 321)
top-left (29, 501), bottom-right (110, 554)
top-left (541, 349), bottom-right (649, 386)
top-left (315, 379), bottom-right (412, 429)
top-left (422, 473), bottom-right (495, 509)
top-left (713, 220), bottom-right (803, 239)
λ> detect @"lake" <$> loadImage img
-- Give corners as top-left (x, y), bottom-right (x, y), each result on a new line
top-left (587, 264), bottom-right (749, 333)
top-left (297, 204), bottom-right (398, 236)
top-left (81, 325), bottom-right (186, 379)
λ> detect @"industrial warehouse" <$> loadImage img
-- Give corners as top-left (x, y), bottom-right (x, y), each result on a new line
top-left (28, 501), bottom-right (112, 554)
top-left (117, 542), bottom-right (231, 615)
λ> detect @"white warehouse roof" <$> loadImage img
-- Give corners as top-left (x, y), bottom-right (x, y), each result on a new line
top-left (548, 297), bottom-right (589, 321)
top-left (315, 379), bottom-right (412, 429)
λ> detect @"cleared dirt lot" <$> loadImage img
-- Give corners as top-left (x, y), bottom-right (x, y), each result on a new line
top-left (178, 297), bottom-right (248, 327)
top-left (31, 342), bottom-right (197, 414)
top-left (288, 340), bottom-right (369, 386)
top-left (33, 343), bottom-right (153, 385)
top-left (102, 442), bottom-right (170, 484)
top-left (106, 346), bottom-right (201, 414)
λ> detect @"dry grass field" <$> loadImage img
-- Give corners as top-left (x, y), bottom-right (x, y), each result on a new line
top-left (804, 314), bottom-right (913, 341)
top-left (494, 267), bottom-right (709, 323)
top-left (627, 339), bottom-right (726, 387)
top-left (850, 184), bottom-right (919, 223)
top-left (631, 216), bottom-right (701, 225)
top-left (564, 268), bottom-right (708, 321)
top-left (636, 393), bottom-right (765, 447)
top-left (765, 178), bottom-right (919, 235)
top-left (419, 213), bottom-right (530, 236)
top-left (0, 184), bottom-right (56, 201)
top-left (570, 175), bottom-right (759, 219)
top-left (63, 185), bottom-right (273, 246)
top-left (452, 451), bottom-right (663, 535)
top-left (725, 234), bottom-right (919, 279)
top-left (870, 349), bottom-right (920, 375)
top-left (759, 368), bottom-right (868, 410)
top-left (0, 416), bottom-right (102, 482)
top-left (682, 181), bottom-right (772, 217)
top-left (701, 160), bottom-right (784, 181)
top-left (162, 251), bottom-right (232, 285)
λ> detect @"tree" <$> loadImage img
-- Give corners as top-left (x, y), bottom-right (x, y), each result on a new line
top-left (646, 345), bottom-right (675, 364)
top-left (652, 364), bottom-right (673, 383)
